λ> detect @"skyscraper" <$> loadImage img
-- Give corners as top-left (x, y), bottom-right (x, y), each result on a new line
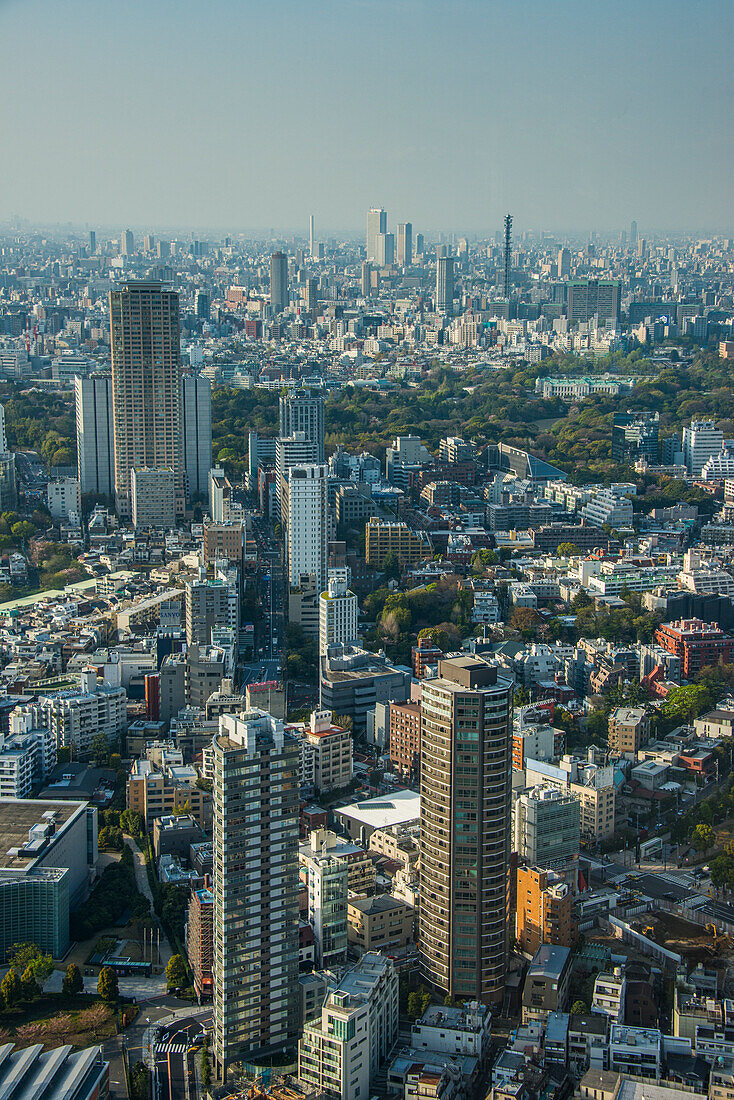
top-left (309, 214), bottom-right (315, 257)
top-left (121, 229), bottom-right (134, 255)
top-left (279, 388), bottom-right (325, 461)
top-left (212, 711), bottom-right (300, 1077)
top-left (181, 374), bottom-right (212, 501)
top-left (366, 208), bottom-right (387, 261)
top-left (283, 463), bottom-right (328, 595)
top-left (109, 281), bottom-right (184, 518)
top-left (194, 289), bottom-right (210, 320)
top-left (275, 433), bottom-right (319, 520)
top-left (361, 261), bottom-right (373, 297)
top-left (375, 232), bottom-right (395, 268)
top-left (319, 575), bottom-right (359, 656)
top-left (397, 222), bottom-right (412, 267)
top-left (89, 230), bottom-right (96, 254)
top-left (419, 656), bottom-right (513, 1004)
top-left (503, 213), bottom-right (512, 299)
top-left (436, 256), bottom-right (455, 314)
top-left (630, 220), bottom-right (638, 244)
top-left (557, 247), bottom-right (571, 279)
top-left (270, 251), bottom-right (288, 312)
top-left (75, 374), bottom-right (114, 497)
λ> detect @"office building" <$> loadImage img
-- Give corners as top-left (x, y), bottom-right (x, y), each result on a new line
top-left (309, 214), bottom-right (315, 257)
top-left (557, 247), bottom-right (571, 278)
top-left (397, 222), bottom-right (412, 267)
top-left (515, 866), bottom-right (575, 957)
top-left (436, 256), bottom-right (455, 314)
top-left (611, 411), bottom-right (659, 464)
top-left (110, 281), bottom-right (184, 518)
top-left (655, 618), bottom-right (734, 678)
top-left (89, 230), bottom-right (96, 253)
top-left (131, 466), bottom-right (175, 528)
top-left (566, 280), bottom-right (621, 325)
top-left (299, 953), bottom-right (398, 1100)
top-left (361, 261), bottom-right (372, 297)
top-left (279, 389), bottom-right (325, 462)
top-left (366, 207), bottom-right (387, 261)
top-left (277, 434), bottom-right (320, 521)
top-left (212, 711), bottom-right (300, 1076)
top-left (320, 645), bottom-right (411, 735)
top-left (126, 755), bottom-right (211, 832)
top-left (185, 576), bottom-right (239, 646)
top-left (121, 229), bottom-right (134, 255)
top-left (202, 521), bottom-right (245, 565)
top-left (194, 289), bottom-right (210, 320)
top-left (270, 251), bottom-right (289, 312)
top-left (375, 232), bottom-right (395, 268)
top-left (75, 374), bottom-right (114, 497)
top-left (302, 845), bottom-right (348, 969)
top-left (283, 464), bottom-right (328, 594)
top-left (181, 374), bottom-right (212, 501)
top-left (419, 657), bottom-right (513, 1004)
top-left (188, 884), bottom-right (214, 1002)
top-left (301, 709), bottom-right (353, 794)
top-left (209, 467), bottom-right (234, 523)
top-left (0, 1041), bottom-right (108, 1100)
top-left (513, 787), bottom-right (580, 869)
top-left (319, 575), bottom-right (358, 656)
top-left (0, 798), bottom-right (97, 957)
top-left (682, 419), bottom-right (724, 475)
top-left (248, 431), bottom-right (277, 480)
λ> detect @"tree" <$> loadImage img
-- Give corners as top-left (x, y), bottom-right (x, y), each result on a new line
top-left (62, 963), bottom-right (84, 995)
top-left (98, 826), bottom-right (124, 850)
top-left (571, 1000), bottom-right (589, 1015)
top-left (407, 991), bottom-right (423, 1018)
top-left (0, 969), bottom-right (21, 1009)
top-left (98, 966), bottom-right (119, 1001)
top-left (8, 942), bottom-right (53, 986)
top-left (120, 810), bottom-right (145, 838)
top-left (691, 823), bottom-right (716, 853)
top-left (129, 1062), bottom-right (150, 1100)
top-left (90, 733), bottom-right (109, 767)
top-left (19, 965), bottom-right (40, 1001)
top-left (165, 954), bottom-right (188, 989)
top-left (557, 543), bottom-right (581, 557)
top-left (200, 1038), bottom-right (212, 1091)
top-left (382, 551), bottom-right (401, 581)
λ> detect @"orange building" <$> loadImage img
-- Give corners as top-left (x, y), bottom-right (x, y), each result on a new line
top-left (389, 701), bottom-right (421, 779)
top-left (515, 866), bottom-right (576, 957)
top-left (187, 883), bottom-right (213, 1002)
top-left (412, 635), bottom-right (443, 678)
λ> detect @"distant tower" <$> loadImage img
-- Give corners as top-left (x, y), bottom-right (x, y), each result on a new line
top-left (630, 220), bottom-right (638, 244)
top-left (366, 208), bottom-right (387, 261)
top-left (436, 256), bottom-right (455, 315)
top-left (503, 214), bottom-right (512, 299)
top-left (270, 252), bottom-right (288, 312)
top-left (309, 214), bottom-right (315, 258)
top-left (89, 230), bottom-right (96, 254)
top-left (361, 261), bottom-right (372, 297)
top-left (121, 229), bottom-right (134, 256)
top-left (397, 223), bottom-right (413, 267)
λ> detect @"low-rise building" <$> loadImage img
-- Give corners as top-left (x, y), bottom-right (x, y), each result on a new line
top-left (592, 968), bottom-right (627, 1023)
top-left (608, 707), bottom-right (649, 756)
top-left (298, 953), bottom-right (399, 1100)
top-left (521, 944), bottom-right (572, 1023)
top-left (347, 894), bottom-right (414, 954)
top-left (126, 757), bottom-right (211, 831)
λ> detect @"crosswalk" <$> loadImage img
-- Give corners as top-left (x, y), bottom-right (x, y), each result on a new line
top-left (155, 1043), bottom-right (192, 1055)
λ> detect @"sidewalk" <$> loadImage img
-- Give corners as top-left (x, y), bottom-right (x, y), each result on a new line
top-left (125, 839), bottom-right (174, 969)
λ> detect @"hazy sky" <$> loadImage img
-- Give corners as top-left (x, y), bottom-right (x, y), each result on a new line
top-left (2, 0), bottom-right (732, 235)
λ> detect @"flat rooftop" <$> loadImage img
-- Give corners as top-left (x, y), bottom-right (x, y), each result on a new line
top-left (335, 789), bottom-right (421, 830)
top-left (0, 799), bottom-right (87, 870)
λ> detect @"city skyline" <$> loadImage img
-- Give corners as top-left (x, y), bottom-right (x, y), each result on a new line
top-left (1, 0), bottom-right (732, 233)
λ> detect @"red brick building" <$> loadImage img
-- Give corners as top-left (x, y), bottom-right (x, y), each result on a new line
top-left (389, 701), bottom-right (421, 779)
top-left (654, 618), bottom-right (734, 678)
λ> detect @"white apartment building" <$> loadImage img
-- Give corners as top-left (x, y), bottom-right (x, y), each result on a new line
top-left (472, 589), bottom-right (501, 624)
top-left (303, 846), bottom-right (348, 969)
top-left (37, 668), bottom-right (126, 756)
top-left (47, 477), bottom-right (81, 522)
top-left (0, 727), bottom-right (54, 799)
top-left (581, 489), bottom-right (634, 529)
top-left (299, 953), bottom-right (399, 1100)
top-left (525, 754), bottom-right (616, 842)
top-left (284, 464), bottom-right (328, 595)
top-left (683, 419), bottom-right (724, 476)
top-left (608, 1024), bottom-right (661, 1079)
top-left (293, 710), bottom-right (353, 794)
top-left (319, 575), bottom-right (358, 656)
top-left (276, 432), bottom-right (319, 517)
top-left (410, 1002), bottom-right (493, 1067)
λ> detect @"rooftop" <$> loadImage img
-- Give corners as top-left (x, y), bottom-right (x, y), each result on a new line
top-left (527, 944), bottom-right (571, 980)
top-left (336, 789), bottom-right (421, 829)
top-left (0, 799), bottom-right (87, 870)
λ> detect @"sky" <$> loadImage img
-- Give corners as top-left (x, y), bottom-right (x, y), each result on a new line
top-left (1, 0), bottom-right (732, 236)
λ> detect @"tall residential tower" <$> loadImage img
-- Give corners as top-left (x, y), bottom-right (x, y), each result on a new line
top-left (419, 656), bottom-right (513, 1004)
top-left (109, 281), bottom-right (184, 518)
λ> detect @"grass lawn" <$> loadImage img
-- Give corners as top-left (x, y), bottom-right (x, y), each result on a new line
top-left (0, 993), bottom-right (118, 1051)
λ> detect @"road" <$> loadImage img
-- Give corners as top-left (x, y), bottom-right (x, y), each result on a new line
top-left (154, 1015), bottom-right (209, 1100)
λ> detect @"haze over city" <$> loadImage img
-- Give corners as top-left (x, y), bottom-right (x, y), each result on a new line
top-left (2, 0), bottom-right (733, 233)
